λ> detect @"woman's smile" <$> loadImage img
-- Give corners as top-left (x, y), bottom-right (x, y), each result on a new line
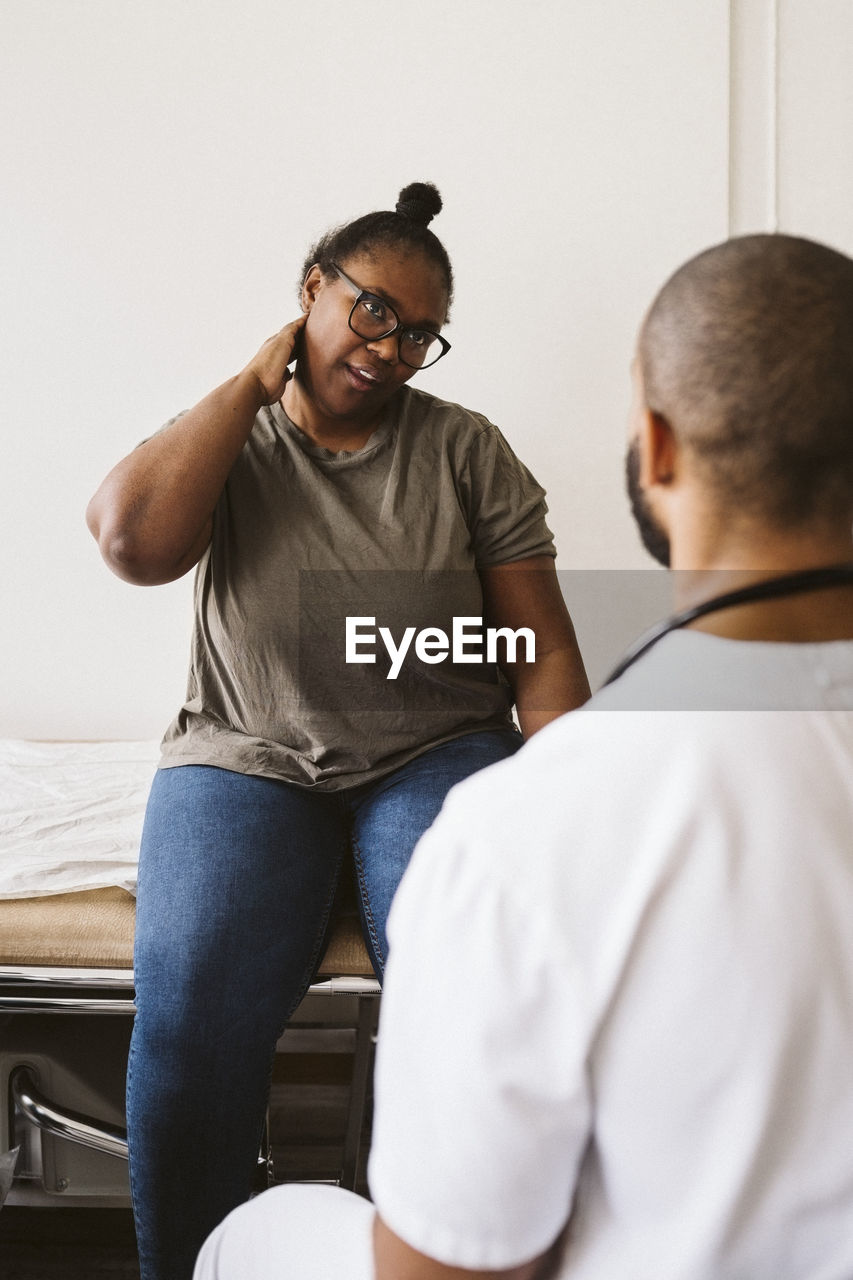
top-left (344, 360), bottom-right (388, 391)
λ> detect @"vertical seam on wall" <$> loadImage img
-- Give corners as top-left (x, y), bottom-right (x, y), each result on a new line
top-left (727, 0), bottom-right (734, 237)
top-left (729, 0), bottom-right (780, 237)
top-left (769, 0), bottom-right (780, 231)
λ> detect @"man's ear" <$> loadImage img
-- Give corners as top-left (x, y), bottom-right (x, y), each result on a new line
top-left (301, 264), bottom-right (324, 313)
top-left (639, 408), bottom-right (678, 488)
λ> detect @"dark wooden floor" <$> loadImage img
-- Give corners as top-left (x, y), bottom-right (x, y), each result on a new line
top-left (0, 1028), bottom-right (375, 1279)
top-left (0, 1207), bottom-right (140, 1279)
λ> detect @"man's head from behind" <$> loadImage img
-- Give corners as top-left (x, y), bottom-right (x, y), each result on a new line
top-left (630, 233), bottom-right (853, 567)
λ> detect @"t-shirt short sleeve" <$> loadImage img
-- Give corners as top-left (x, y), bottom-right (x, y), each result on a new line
top-left (459, 424), bottom-right (556, 567)
top-left (368, 778), bottom-right (590, 1271)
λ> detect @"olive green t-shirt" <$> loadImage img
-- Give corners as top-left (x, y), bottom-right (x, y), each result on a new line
top-left (159, 385), bottom-right (556, 789)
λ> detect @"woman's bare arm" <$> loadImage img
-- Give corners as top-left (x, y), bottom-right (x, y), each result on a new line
top-left (85, 315), bottom-right (306, 585)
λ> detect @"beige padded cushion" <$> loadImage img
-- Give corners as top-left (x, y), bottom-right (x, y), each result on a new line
top-left (0, 887), bottom-right (136, 968)
top-left (0, 888), bottom-right (376, 977)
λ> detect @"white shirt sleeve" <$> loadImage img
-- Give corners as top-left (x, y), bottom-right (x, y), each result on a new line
top-left (367, 784), bottom-right (592, 1272)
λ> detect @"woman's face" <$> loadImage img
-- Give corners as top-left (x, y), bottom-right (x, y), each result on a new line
top-left (298, 246), bottom-right (449, 426)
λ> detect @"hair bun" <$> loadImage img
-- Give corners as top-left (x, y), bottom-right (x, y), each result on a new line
top-left (395, 182), bottom-right (443, 227)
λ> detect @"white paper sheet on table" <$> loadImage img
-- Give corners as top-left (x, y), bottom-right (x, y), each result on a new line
top-left (0, 740), bottom-right (160, 898)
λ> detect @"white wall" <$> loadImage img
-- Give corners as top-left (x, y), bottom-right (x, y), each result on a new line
top-left (2, 0), bottom-right (850, 735)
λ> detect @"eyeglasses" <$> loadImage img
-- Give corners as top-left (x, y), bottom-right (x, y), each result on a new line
top-left (332, 263), bottom-right (451, 370)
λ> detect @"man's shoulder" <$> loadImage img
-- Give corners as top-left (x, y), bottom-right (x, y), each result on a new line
top-left (433, 708), bottom-right (684, 865)
top-left (591, 631), bottom-right (853, 711)
top-left (436, 696), bottom-right (853, 887)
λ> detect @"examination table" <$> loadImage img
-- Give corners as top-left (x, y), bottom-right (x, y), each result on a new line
top-left (0, 741), bottom-right (380, 1208)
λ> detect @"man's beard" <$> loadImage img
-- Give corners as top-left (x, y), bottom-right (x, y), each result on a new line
top-left (625, 438), bottom-right (671, 567)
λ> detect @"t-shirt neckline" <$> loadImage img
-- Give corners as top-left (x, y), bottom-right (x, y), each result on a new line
top-left (268, 398), bottom-right (396, 465)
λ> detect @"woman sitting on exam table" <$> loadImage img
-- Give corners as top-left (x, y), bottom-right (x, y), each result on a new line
top-left (86, 180), bottom-right (590, 1280)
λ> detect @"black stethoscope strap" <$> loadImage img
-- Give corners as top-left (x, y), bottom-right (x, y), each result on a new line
top-left (602, 562), bottom-right (853, 688)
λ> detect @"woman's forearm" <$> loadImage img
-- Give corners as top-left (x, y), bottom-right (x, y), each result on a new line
top-left (509, 643), bottom-right (591, 739)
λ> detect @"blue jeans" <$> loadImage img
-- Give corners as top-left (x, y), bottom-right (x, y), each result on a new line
top-left (126, 728), bottom-right (521, 1280)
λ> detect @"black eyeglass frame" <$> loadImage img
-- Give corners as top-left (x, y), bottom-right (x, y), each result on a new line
top-left (331, 263), bottom-right (451, 369)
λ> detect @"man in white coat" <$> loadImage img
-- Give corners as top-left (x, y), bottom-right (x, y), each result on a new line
top-left (194, 233), bottom-right (853, 1280)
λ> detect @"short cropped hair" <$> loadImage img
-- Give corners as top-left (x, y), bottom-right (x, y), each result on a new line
top-left (639, 234), bottom-right (853, 527)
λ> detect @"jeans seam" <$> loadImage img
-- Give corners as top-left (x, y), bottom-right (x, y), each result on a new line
top-left (125, 1032), bottom-right (145, 1265)
top-left (272, 832), bottom-right (348, 1037)
top-left (253, 831), bottom-right (349, 1200)
top-left (350, 828), bottom-right (385, 972)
